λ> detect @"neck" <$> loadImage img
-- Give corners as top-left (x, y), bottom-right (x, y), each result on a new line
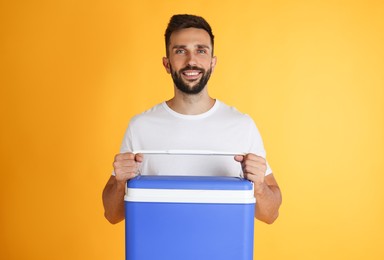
top-left (166, 87), bottom-right (215, 115)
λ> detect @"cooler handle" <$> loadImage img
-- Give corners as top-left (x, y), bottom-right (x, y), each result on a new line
top-left (132, 150), bottom-right (246, 156)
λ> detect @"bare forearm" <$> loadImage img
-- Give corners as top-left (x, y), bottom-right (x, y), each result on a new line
top-left (234, 155), bottom-right (282, 224)
top-left (102, 177), bottom-right (126, 224)
top-left (254, 183), bottom-right (282, 224)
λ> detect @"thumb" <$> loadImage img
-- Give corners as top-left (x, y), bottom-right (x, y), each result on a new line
top-left (234, 155), bottom-right (244, 162)
top-left (135, 153), bottom-right (144, 163)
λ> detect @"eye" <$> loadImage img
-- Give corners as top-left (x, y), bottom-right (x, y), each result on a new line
top-left (197, 49), bottom-right (207, 54)
top-left (175, 49), bottom-right (186, 54)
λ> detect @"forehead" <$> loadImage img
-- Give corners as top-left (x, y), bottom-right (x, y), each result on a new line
top-left (169, 28), bottom-right (212, 48)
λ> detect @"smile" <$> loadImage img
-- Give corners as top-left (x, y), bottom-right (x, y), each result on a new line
top-left (182, 70), bottom-right (202, 81)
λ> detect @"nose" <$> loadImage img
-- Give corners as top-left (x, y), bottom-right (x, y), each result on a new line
top-left (186, 52), bottom-right (198, 67)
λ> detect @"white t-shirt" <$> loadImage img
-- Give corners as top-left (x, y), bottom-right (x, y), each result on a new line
top-left (118, 100), bottom-right (272, 177)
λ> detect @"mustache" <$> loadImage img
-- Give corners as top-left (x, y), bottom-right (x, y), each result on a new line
top-left (180, 65), bottom-right (205, 73)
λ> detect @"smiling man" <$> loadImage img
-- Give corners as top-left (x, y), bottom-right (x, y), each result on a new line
top-left (165, 27), bottom-right (215, 95)
top-left (102, 14), bottom-right (282, 224)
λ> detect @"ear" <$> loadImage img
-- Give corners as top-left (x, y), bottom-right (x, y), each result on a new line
top-left (210, 56), bottom-right (217, 72)
top-left (162, 57), bottom-right (171, 74)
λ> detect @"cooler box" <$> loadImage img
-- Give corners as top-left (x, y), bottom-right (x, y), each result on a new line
top-left (124, 175), bottom-right (256, 260)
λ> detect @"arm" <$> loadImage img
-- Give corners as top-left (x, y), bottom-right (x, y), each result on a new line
top-left (102, 153), bottom-right (143, 224)
top-left (235, 154), bottom-right (282, 224)
top-left (253, 174), bottom-right (281, 224)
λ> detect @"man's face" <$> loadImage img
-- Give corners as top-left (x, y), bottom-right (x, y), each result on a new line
top-left (163, 28), bottom-right (217, 94)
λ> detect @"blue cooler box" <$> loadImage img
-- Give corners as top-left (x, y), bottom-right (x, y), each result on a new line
top-left (125, 175), bottom-right (256, 260)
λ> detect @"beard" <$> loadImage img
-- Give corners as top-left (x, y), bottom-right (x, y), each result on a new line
top-left (170, 64), bottom-right (212, 95)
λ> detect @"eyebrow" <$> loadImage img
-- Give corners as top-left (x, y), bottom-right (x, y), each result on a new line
top-left (172, 44), bottom-right (211, 50)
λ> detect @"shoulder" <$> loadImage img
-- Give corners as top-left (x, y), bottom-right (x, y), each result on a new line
top-left (216, 100), bottom-right (254, 123)
top-left (129, 102), bottom-right (168, 125)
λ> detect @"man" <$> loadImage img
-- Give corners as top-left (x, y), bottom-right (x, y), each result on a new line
top-left (102, 14), bottom-right (282, 224)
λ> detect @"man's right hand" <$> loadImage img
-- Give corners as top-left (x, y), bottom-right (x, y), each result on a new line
top-left (113, 152), bottom-right (143, 184)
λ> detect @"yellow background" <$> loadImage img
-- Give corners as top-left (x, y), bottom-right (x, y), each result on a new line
top-left (1, 0), bottom-right (383, 259)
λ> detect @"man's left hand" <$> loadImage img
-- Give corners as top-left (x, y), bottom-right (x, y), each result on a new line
top-left (235, 153), bottom-right (267, 193)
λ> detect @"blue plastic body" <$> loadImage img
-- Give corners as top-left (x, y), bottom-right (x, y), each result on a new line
top-left (125, 175), bottom-right (255, 260)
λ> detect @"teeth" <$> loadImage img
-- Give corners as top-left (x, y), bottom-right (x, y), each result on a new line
top-left (184, 71), bottom-right (199, 76)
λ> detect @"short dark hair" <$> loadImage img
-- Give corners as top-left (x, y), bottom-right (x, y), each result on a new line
top-left (165, 14), bottom-right (215, 57)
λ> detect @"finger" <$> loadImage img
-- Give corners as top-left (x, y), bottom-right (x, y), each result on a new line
top-left (113, 159), bottom-right (137, 169)
top-left (114, 163), bottom-right (141, 177)
top-left (114, 165), bottom-right (139, 174)
top-left (115, 152), bottom-right (135, 161)
top-left (242, 164), bottom-right (266, 175)
top-left (241, 156), bottom-right (266, 173)
top-left (242, 164), bottom-right (267, 184)
top-left (234, 155), bottom-right (244, 162)
top-left (135, 153), bottom-right (144, 163)
top-left (243, 172), bottom-right (259, 183)
top-left (243, 153), bottom-right (265, 163)
top-left (242, 160), bottom-right (266, 171)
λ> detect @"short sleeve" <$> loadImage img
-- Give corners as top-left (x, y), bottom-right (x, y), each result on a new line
top-left (247, 117), bottom-right (273, 176)
top-left (111, 124), bottom-right (134, 176)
